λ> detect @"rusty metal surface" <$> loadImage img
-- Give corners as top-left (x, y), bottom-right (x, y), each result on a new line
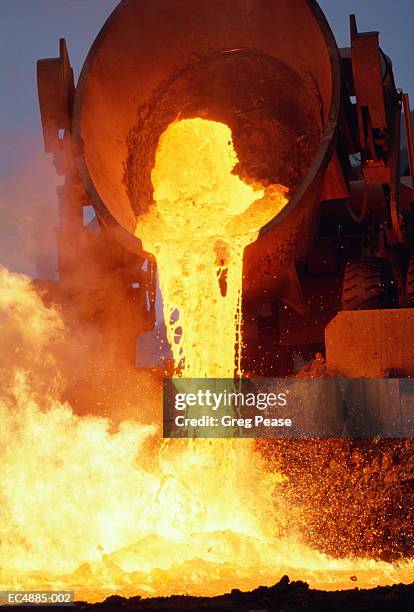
top-left (350, 16), bottom-right (387, 143)
top-left (37, 39), bottom-right (74, 156)
top-left (403, 93), bottom-right (414, 186)
top-left (326, 309), bottom-right (414, 377)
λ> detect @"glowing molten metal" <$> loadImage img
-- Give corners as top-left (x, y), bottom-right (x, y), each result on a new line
top-left (135, 117), bottom-right (288, 377)
top-left (0, 120), bottom-right (413, 602)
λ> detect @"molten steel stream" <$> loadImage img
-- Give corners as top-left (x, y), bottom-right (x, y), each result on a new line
top-left (0, 120), bottom-right (413, 602)
top-left (135, 118), bottom-right (288, 377)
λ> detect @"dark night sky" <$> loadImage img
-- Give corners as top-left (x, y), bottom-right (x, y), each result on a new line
top-left (1, 0), bottom-right (413, 276)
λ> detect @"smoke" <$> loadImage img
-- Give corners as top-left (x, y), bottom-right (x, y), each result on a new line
top-left (0, 266), bottom-right (158, 575)
top-left (0, 266), bottom-right (64, 397)
top-left (0, 125), bottom-right (163, 422)
top-left (0, 266), bottom-right (283, 597)
top-left (0, 129), bottom-right (60, 278)
top-left (1, 266), bottom-right (413, 601)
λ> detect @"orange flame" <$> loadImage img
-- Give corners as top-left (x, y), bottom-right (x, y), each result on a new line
top-left (1, 119), bottom-right (413, 601)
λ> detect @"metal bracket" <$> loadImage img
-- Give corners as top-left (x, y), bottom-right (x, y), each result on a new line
top-left (350, 14), bottom-right (387, 165)
top-left (37, 39), bottom-right (75, 172)
top-left (350, 15), bottom-right (406, 244)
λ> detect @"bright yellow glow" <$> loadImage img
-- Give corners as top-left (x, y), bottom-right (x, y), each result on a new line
top-left (1, 120), bottom-right (412, 604)
top-left (136, 118), bottom-right (289, 377)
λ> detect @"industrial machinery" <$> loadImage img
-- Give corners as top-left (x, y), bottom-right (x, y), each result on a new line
top-left (37, 0), bottom-right (414, 377)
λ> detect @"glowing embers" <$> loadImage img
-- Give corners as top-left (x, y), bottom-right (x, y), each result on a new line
top-left (135, 118), bottom-right (289, 377)
top-left (1, 264), bottom-right (413, 601)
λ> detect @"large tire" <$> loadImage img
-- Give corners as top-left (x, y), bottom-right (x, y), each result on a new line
top-left (407, 256), bottom-right (414, 307)
top-left (342, 258), bottom-right (396, 311)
